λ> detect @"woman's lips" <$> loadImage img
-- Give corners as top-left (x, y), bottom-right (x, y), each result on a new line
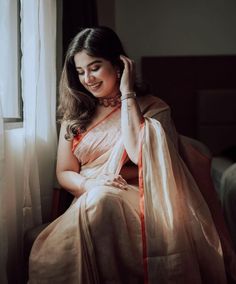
top-left (87, 82), bottom-right (102, 91)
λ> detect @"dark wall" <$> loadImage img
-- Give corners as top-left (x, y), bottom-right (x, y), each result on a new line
top-left (62, 0), bottom-right (98, 59)
top-left (142, 55), bottom-right (236, 155)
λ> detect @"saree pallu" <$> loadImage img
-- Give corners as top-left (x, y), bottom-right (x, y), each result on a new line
top-left (140, 117), bottom-right (226, 283)
top-left (29, 97), bottom-right (234, 283)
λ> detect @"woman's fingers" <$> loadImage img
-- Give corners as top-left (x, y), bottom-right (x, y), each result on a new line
top-left (100, 173), bottom-right (128, 190)
top-left (120, 55), bottom-right (135, 70)
top-left (110, 181), bottom-right (128, 190)
top-left (104, 181), bottom-right (127, 190)
top-left (119, 55), bottom-right (135, 93)
top-left (115, 175), bottom-right (127, 185)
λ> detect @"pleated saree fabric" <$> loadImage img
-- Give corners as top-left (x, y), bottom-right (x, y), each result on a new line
top-left (29, 96), bottom-right (234, 283)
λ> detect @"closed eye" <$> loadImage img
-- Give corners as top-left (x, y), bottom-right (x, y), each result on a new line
top-left (90, 65), bottom-right (100, 72)
top-left (77, 71), bottom-right (84, 76)
top-left (77, 65), bottom-right (100, 76)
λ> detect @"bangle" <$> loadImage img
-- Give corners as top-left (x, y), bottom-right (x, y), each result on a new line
top-left (121, 92), bottom-right (136, 101)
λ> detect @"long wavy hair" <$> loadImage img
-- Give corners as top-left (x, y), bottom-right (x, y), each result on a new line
top-left (58, 26), bottom-right (147, 140)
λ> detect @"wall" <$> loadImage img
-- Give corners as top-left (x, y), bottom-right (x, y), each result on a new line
top-left (113, 0), bottom-right (236, 73)
top-left (97, 0), bottom-right (115, 30)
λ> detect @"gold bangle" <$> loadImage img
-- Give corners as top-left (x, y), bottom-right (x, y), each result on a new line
top-left (121, 92), bottom-right (136, 101)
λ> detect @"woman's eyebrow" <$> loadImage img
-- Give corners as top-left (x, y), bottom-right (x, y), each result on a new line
top-left (76, 60), bottom-right (102, 69)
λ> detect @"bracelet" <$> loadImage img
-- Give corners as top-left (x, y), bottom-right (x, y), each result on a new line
top-left (121, 92), bottom-right (136, 101)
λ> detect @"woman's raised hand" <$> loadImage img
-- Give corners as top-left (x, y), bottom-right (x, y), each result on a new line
top-left (84, 174), bottom-right (128, 191)
top-left (119, 55), bottom-right (135, 94)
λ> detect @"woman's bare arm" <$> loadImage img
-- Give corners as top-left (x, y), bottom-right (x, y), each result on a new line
top-left (120, 55), bottom-right (144, 165)
top-left (121, 98), bottom-right (143, 165)
top-left (56, 122), bottom-right (86, 197)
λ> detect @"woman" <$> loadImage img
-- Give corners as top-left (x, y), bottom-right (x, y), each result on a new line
top-left (29, 27), bottom-right (235, 283)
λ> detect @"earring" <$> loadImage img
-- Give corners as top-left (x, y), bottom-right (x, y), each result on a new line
top-left (117, 71), bottom-right (121, 79)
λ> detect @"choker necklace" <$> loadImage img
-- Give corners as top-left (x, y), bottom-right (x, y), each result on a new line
top-left (98, 93), bottom-right (121, 107)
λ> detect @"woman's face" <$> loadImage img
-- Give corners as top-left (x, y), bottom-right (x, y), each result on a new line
top-left (74, 51), bottom-right (119, 98)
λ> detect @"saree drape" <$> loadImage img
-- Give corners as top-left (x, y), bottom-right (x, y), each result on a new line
top-left (29, 96), bottom-right (235, 283)
top-left (140, 117), bottom-right (226, 283)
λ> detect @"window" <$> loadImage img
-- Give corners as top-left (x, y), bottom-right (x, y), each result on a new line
top-left (0, 0), bottom-right (22, 122)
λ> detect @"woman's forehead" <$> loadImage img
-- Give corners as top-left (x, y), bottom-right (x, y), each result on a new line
top-left (74, 51), bottom-right (110, 69)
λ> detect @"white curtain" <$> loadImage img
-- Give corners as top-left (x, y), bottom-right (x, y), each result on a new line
top-left (0, 98), bottom-right (7, 284)
top-left (0, 0), bottom-right (57, 282)
top-left (21, 0), bottom-right (57, 229)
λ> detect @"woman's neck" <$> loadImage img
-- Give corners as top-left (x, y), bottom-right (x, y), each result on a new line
top-left (97, 92), bottom-right (121, 107)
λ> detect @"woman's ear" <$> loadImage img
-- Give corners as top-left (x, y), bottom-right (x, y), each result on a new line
top-left (117, 70), bottom-right (121, 79)
top-left (115, 59), bottom-right (124, 79)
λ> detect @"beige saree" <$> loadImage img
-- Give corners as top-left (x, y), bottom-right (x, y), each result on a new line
top-left (29, 96), bottom-right (234, 283)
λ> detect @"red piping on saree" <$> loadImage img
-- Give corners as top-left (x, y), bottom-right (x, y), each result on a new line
top-left (138, 120), bottom-right (149, 284)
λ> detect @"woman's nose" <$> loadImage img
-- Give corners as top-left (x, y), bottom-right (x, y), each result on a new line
top-left (84, 72), bottom-right (94, 84)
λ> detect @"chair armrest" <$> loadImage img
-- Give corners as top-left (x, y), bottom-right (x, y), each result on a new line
top-left (179, 135), bottom-right (211, 158)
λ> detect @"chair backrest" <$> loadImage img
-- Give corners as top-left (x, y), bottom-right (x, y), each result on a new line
top-left (179, 134), bottom-right (236, 280)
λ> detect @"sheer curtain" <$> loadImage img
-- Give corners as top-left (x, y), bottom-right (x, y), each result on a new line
top-left (0, 99), bottom-right (7, 283)
top-left (21, 0), bottom-right (57, 228)
top-left (0, 0), bottom-right (57, 282)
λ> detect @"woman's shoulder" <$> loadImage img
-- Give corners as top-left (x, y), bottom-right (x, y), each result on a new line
top-left (137, 94), bottom-right (170, 117)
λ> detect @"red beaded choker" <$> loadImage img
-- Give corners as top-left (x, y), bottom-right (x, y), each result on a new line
top-left (98, 93), bottom-right (121, 107)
